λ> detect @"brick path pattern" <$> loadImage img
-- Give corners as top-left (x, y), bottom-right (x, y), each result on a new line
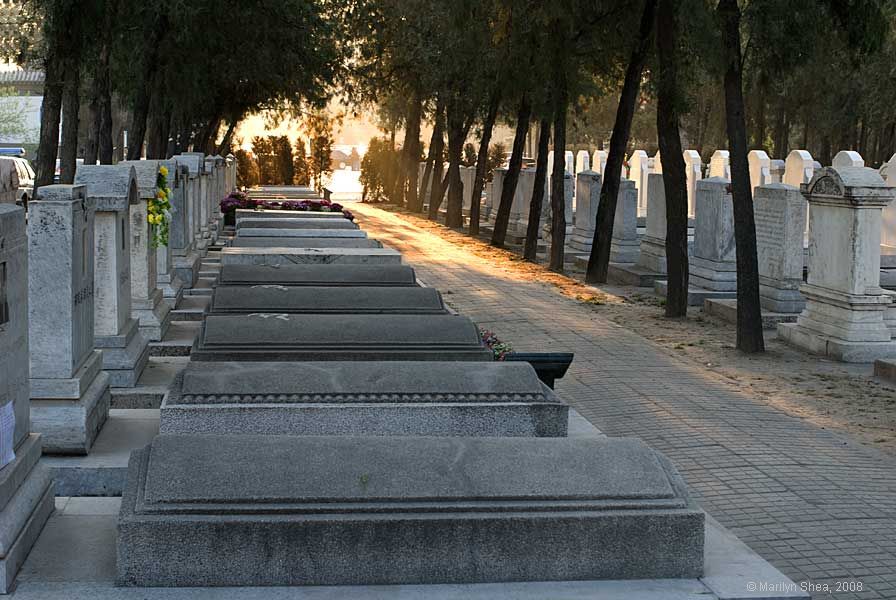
top-left (353, 203), bottom-right (896, 600)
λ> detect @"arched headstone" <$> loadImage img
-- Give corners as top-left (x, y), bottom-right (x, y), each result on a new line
top-left (628, 150), bottom-right (651, 216)
top-left (748, 150), bottom-right (771, 194)
top-left (708, 150), bottom-right (731, 180)
top-left (575, 150), bottom-right (590, 174)
top-left (832, 150), bottom-right (864, 168)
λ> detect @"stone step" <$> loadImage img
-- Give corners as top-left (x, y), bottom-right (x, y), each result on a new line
top-left (703, 298), bottom-right (799, 330)
top-left (110, 357), bottom-right (188, 409)
top-left (182, 277), bottom-right (215, 297)
top-left (148, 321), bottom-right (200, 357)
top-left (170, 295), bottom-right (209, 321)
top-left (41, 409), bottom-right (160, 496)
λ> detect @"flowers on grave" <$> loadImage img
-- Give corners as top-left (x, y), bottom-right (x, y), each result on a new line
top-left (148, 166), bottom-right (172, 248)
top-left (480, 329), bottom-right (513, 361)
top-left (219, 192), bottom-right (354, 221)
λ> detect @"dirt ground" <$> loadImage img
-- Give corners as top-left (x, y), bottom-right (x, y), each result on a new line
top-left (374, 204), bottom-right (896, 456)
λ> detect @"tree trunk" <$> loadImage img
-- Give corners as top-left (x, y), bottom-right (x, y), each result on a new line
top-left (656, 0), bottom-right (689, 318)
top-left (470, 88), bottom-right (501, 236)
top-left (83, 71), bottom-right (100, 166)
top-left (586, 0), bottom-right (657, 282)
top-left (718, 0), bottom-right (764, 353)
top-left (549, 77), bottom-right (568, 272)
top-left (418, 100), bottom-right (444, 213)
top-left (34, 45), bottom-right (65, 188)
top-left (403, 95), bottom-right (423, 209)
top-left (753, 74), bottom-right (768, 151)
top-left (145, 92), bottom-right (166, 159)
top-left (428, 107), bottom-right (448, 218)
top-left (445, 102), bottom-right (466, 228)
top-left (127, 16), bottom-right (167, 160)
top-left (217, 120), bottom-right (238, 155)
top-left (59, 57), bottom-right (82, 184)
top-left (524, 118), bottom-right (551, 261)
top-left (491, 95), bottom-right (531, 247)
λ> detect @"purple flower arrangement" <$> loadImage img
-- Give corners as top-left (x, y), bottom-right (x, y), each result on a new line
top-left (219, 192), bottom-right (354, 221)
top-left (480, 329), bottom-right (513, 361)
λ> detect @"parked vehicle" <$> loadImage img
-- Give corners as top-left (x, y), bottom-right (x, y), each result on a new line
top-left (0, 157), bottom-right (34, 207)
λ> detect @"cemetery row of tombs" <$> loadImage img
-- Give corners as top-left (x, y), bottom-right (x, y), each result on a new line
top-left (0, 155), bottom-right (801, 595)
top-left (431, 148), bottom-right (896, 364)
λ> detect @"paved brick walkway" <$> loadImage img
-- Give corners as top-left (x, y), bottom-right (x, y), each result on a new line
top-left (353, 203), bottom-right (896, 600)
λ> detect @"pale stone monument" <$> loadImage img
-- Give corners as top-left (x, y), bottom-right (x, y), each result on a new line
top-left (74, 165), bottom-right (151, 387)
top-left (880, 153), bottom-right (896, 250)
top-left (575, 150), bottom-right (590, 174)
top-left (27, 185), bottom-right (111, 454)
top-left (507, 168), bottom-right (535, 237)
top-left (637, 173), bottom-right (668, 273)
top-left (683, 150), bottom-right (703, 217)
top-left (118, 161), bottom-right (172, 342)
top-left (754, 184), bottom-right (807, 313)
top-left (0, 203), bottom-right (54, 593)
top-left (748, 150), bottom-right (771, 194)
top-left (628, 150), bottom-right (651, 216)
top-left (609, 179), bottom-right (639, 263)
top-left (778, 167), bottom-right (896, 362)
top-left (708, 150), bottom-right (731, 180)
top-left (832, 150), bottom-right (864, 168)
top-left (652, 151), bottom-right (663, 174)
top-left (541, 170), bottom-right (574, 244)
top-left (569, 171), bottom-right (600, 253)
top-left (592, 150), bottom-right (608, 175)
top-left (690, 177), bottom-right (737, 292)
top-left (460, 165), bottom-right (476, 216)
top-left (564, 150), bottom-right (574, 176)
top-left (485, 167), bottom-right (506, 223)
top-left (783, 149), bottom-right (815, 188)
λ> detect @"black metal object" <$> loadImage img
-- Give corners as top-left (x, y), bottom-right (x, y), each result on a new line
top-left (504, 352), bottom-right (574, 389)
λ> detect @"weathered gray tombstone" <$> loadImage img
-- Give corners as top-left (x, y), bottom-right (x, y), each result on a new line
top-left (118, 161), bottom-right (172, 341)
top-left (213, 156), bottom-right (226, 237)
top-left (117, 434), bottom-right (703, 587)
top-left (754, 184), bottom-right (807, 313)
top-left (460, 165), bottom-right (476, 216)
top-left (220, 246), bottom-right (402, 267)
top-left (173, 153), bottom-right (206, 254)
top-left (569, 170), bottom-right (601, 253)
top-left (592, 150), bottom-right (608, 175)
top-left (0, 204), bottom-right (54, 594)
top-left (189, 314), bottom-right (493, 361)
top-left (690, 177), bottom-right (737, 292)
top-left (575, 150), bottom-right (590, 174)
top-left (208, 285), bottom-right (447, 315)
top-left (637, 173), bottom-right (668, 273)
top-left (540, 170), bottom-right (574, 244)
top-left (881, 153), bottom-right (896, 252)
top-left (769, 159), bottom-right (785, 183)
top-left (160, 361), bottom-right (567, 437)
top-left (153, 159), bottom-right (185, 307)
top-left (629, 149), bottom-right (651, 216)
top-left (168, 163), bottom-right (200, 287)
top-left (778, 167), bottom-right (896, 361)
top-left (832, 150), bottom-right (864, 168)
top-left (28, 185), bottom-right (111, 454)
top-left (218, 264), bottom-right (418, 287)
top-left (508, 168), bottom-right (536, 237)
top-left (74, 164), bottom-right (151, 387)
top-left (203, 157), bottom-right (217, 244)
top-left (608, 179), bottom-right (639, 263)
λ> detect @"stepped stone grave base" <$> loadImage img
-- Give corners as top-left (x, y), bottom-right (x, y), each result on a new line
top-left (236, 227), bottom-right (366, 238)
top-left (220, 247), bottom-right (402, 267)
top-left (230, 238), bottom-right (382, 249)
top-left (208, 286), bottom-right (446, 315)
top-left (160, 361), bottom-right (568, 437)
top-left (874, 358), bottom-right (896, 382)
top-left (118, 435), bottom-right (703, 587)
top-left (607, 263), bottom-right (664, 287)
top-left (30, 351), bottom-right (111, 455)
top-left (0, 435), bottom-right (55, 594)
top-left (132, 288), bottom-right (171, 342)
top-left (95, 318), bottom-right (151, 388)
top-left (219, 264), bottom-right (417, 286)
top-left (237, 217), bottom-right (359, 230)
top-left (190, 314), bottom-right (493, 362)
top-left (654, 280), bottom-right (737, 307)
top-left (172, 251), bottom-right (202, 288)
top-left (778, 321), bottom-right (896, 363)
top-left (703, 298), bottom-right (798, 330)
top-left (157, 274), bottom-right (185, 310)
